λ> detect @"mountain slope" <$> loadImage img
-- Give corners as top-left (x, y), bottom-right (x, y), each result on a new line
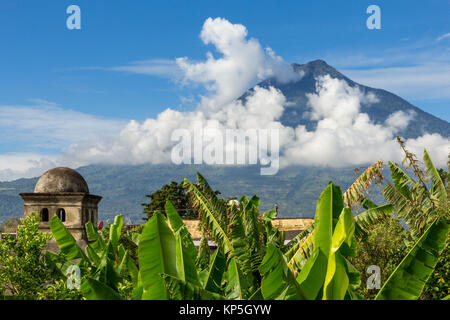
top-left (248, 59), bottom-right (449, 139)
top-left (0, 164), bottom-right (381, 223)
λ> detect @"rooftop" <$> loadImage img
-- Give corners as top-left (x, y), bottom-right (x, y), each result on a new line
top-left (34, 167), bottom-right (89, 194)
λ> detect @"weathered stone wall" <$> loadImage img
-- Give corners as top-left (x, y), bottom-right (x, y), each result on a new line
top-left (20, 193), bottom-right (100, 248)
top-left (182, 218), bottom-right (314, 240)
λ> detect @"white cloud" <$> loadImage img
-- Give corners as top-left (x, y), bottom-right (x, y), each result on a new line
top-left (110, 59), bottom-right (182, 78)
top-left (281, 76), bottom-right (449, 167)
top-left (0, 101), bottom-right (126, 150)
top-left (0, 153), bottom-right (60, 181)
top-left (61, 85), bottom-right (287, 166)
top-left (0, 101), bottom-right (126, 181)
top-left (385, 110), bottom-right (416, 131)
top-left (437, 33), bottom-right (450, 42)
top-left (113, 17), bottom-right (301, 110)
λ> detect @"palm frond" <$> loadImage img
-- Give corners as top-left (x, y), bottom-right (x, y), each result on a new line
top-left (283, 224), bottom-right (314, 257)
top-left (196, 173), bottom-right (228, 224)
top-left (184, 178), bottom-right (232, 253)
top-left (423, 149), bottom-right (447, 206)
top-left (242, 195), bottom-right (263, 251)
top-left (396, 136), bottom-right (428, 185)
top-left (343, 160), bottom-right (385, 209)
top-left (288, 233), bottom-right (314, 275)
top-left (354, 204), bottom-right (394, 239)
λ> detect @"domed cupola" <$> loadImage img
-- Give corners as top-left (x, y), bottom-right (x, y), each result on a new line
top-left (20, 167), bottom-right (102, 251)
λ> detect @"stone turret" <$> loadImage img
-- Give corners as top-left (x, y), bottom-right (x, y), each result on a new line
top-left (20, 167), bottom-right (102, 250)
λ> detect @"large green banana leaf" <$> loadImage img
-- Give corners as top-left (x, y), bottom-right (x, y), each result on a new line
top-left (375, 217), bottom-right (450, 300)
top-left (85, 221), bottom-right (105, 254)
top-left (80, 278), bottom-right (123, 300)
top-left (109, 215), bottom-right (123, 252)
top-left (203, 249), bottom-right (226, 294)
top-left (165, 200), bottom-right (187, 232)
top-left (322, 207), bottom-right (354, 300)
top-left (290, 183), bottom-right (342, 281)
top-left (92, 242), bottom-right (123, 291)
top-left (286, 202), bottom-right (392, 269)
top-left (314, 183), bottom-right (344, 256)
top-left (296, 248), bottom-right (327, 300)
top-left (165, 200), bottom-right (200, 285)
top-left (224, 258), bottom-right (249, 300)
top-left (175, 230), bottom-right (200, 285)
top-left (138, 212), bottom-right (178, 300)
top-left (85, 245), bottom-right (101, 267)
top-left (118, 250), bottom-right (139, 286)
top-left (259, 242), bottom-right (304, 300)
top-left (50, 215), bottom-right (87, 261)
top-left (165, 201), bottom-right (198, 265)
top-left (423, 149), bottom-right (447, 205)
top-left (294, 184), bottom-right (358, 300)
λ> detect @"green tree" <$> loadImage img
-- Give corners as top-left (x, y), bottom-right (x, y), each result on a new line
top-left (0, 213), bottom-right (55, 299)
top-left (142, 181), bottom-right (196, 220)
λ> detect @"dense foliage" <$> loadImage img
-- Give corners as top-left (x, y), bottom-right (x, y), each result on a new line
top-left (350, 216), bottom-right (410, 299)
top-left (0, 213), bottom-right (60, 299)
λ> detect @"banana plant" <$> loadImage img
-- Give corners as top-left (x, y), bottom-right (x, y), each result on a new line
top-left (283, 160), bottom-right (394, 269)
top-left (375, 217), bottom-right (449, 300)
top-left (136, 205), bottom-right (238, 300)
top-left (369, 145), bottom-right (450, 299)
top-left (258, 182), bottom-right (361, 300)
top-left (383, 143), bottom-right (449, 238)
top-left (183, 173), bottom-right (283, 295)
top-left (49, 214), bottom-right (138, 299)
top-left (297, 183), bottom-right (360, 300)
top-left (284, 197), bottom-right (392, 276)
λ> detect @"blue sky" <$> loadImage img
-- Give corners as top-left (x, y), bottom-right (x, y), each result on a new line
top-left (0, 0), bottom-right (449, 180)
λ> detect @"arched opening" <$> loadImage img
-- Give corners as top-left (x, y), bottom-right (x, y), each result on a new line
top-left (57, 208), bottom-right (66, 222)
top-left (40, 208), bottom-right (49, 222)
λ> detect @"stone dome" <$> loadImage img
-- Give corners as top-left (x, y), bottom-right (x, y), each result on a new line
top-left (34, 167), bottom-right (89, 193)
